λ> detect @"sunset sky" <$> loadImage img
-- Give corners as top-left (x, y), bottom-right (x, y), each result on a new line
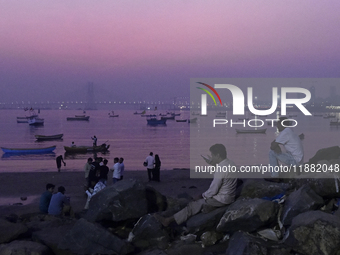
top-left (1, 1), bottom-right (340, 102)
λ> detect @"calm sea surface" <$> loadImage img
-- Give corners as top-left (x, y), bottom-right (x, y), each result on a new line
top-left (0, 109), bottom-right (339, 173)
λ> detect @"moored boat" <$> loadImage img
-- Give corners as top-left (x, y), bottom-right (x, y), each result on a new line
top-left (147, 118), bottom-right (167, 125)
top-left (64, 143), bottom-right (110, 153)
top-left (109, 114), bottom-right (119, 117)
top-left (28, 117), bottom-right (44, 126)
top-left (35, 134), bottom-right (64, 141)
top-left (66, 116), bottom-right (90, 121)
top-left (161, 115), bottom-right (175, 120)
top-left (133, 110), bottom-right (146, 115)
top-left (176, 119), bottom-right (187, 122)
top-left (235, 128), bottom-right (267, 134)
top-left (1, 145), bottom-right (56, 154)
top-left (188, 117), bottom-right (197, 123)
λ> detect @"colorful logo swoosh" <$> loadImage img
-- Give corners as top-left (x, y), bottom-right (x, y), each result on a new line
top-left (196, 82), bottom-right (223, 106)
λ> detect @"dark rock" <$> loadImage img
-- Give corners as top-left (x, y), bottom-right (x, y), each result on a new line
top-left (128, 214), bottom-right (169, 250)
top-left (0, 240), bottom-right (51, 255)
top-left (0, 218), bottom-right (28, 244)
top-left (58, 218), bottom-right (133, 255)
top-left (26, 214), bottom-right (75, 232)
top-left (145, 186), bottom-right (167, 213)
top-left (188, 186), bottom-right (197, 189)
top-left (177, 192), bottom-right (193, 200)
top-left (200, 230), bottom-right (223, 247)
top-left (217, 198), bottom-right (279, 233)
top-left (283, 210), bottom-right (340, 255)
top-left (291, 178), bottom-right (340, 198)
top-left (309, 146), bottom-right (340, 164)
top-left (166, 243), bottom-right (204, 255)
top-left (137, 249), bottom-right (168, 255)
top-left (85, 179), bottom-right (148, 222)
top-left (186, 206), bottom-right (228, 234)
top-left (32, 224), bottom-right (75, 255)
top-left (226, 231), bottom-right (291, 255)
top-left (239, 179), bottom-right (290, 199)
top-left (281, 184), bottom-right (324, 226)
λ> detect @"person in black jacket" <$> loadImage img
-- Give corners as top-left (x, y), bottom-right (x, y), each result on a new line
top-left (153, 154), bottom-right (161, 182)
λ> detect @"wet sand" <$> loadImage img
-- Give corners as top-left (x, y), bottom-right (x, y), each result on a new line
top-left (0, 169), bottom-right (211, 217)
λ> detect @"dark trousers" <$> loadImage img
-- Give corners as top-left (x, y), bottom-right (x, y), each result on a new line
top-left (147, 168), bottom-right (153, 181)
top-left (153, 167), bottom-right (160, 181)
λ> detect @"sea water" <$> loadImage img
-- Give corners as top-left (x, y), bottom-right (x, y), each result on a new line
top-left (0, 109), bottom-right (339, 173)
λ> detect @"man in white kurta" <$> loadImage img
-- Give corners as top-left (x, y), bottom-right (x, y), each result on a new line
top-left (269, 117), bottom-right (304, 178)
top-left (156, 144), bottom-right (237, 226)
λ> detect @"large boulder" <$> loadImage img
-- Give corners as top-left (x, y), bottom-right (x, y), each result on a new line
top-left (291, 178), bottom-right (339, 198)
top-left (145, 186), bottom-right (168, 213)
top-left (58, 218), bottom-right (133, 255)
top-left (0, 218), bottom-right (28, 244)
top-left (226, 231), bottom-right (291, 255)
top-left (185, 206), bottom-right (228, 234)
top-left (0, 240), bottom-right (51, 255)
top-left (85, 179), bottom-right (148, 222)
top-left (239, 179), bottom-right (290, 199)
top-left (32, 224), bottom-right (75, 255)
top-left (281, 184), bottom-right (324, 226)
top-left (217, 198), bottom-right (279, 233)
top-left (308, 146), bottom-right (340, 164)
top-left (128, 214), bottom-right (169, 250)
top-left (283, 211), bottom-right (340, 255)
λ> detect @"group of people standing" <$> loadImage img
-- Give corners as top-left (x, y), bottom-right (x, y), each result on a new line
top-left (84, 156), bottom-right (125, 189)
top-left (144, 152), bottom-right (161, 182)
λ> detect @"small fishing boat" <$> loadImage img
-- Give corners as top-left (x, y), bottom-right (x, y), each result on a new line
top-left (235, 128), bottom-right (267, 134)
top-left (64, 143), bottom-right (110, 153)
top-left (323, 113), bottom-right (336, 119)
top-left (17, 118), bottom-right (28, 123)
top-left (133, 110), bottom-right (146, 115)
top-left (28, 117), bottom-right (44, 126)
top-left (35, 134), bottom-right (64, 141)
top-left (1, 145), bottom-right (56, 154)
top-left (141, 114), bottom-right (157, 117)
top-left (188, 117), bottom-right (197, 123)
top-left (330, 119), bottom-right (340, 126)
top-left (66, 116), bottom-right (90, 121)
top-left (176, 119), bottom-right (187, 122)
top-left (108, 111), bottom-right (119, 117)
top-left (147, 118), bottom-right (167, 126)
top-left (161, 115), bottom-right (175, 120)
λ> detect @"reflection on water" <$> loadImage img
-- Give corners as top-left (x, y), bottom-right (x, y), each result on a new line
top-left (1, 152), bottom-right (56, 160)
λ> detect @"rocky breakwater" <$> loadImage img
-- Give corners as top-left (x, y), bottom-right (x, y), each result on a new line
top-left (2, 146), bottom-right (340, 254)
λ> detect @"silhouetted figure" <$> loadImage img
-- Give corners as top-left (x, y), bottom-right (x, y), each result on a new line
top-left (56, 155), bottom-right (66, 172)
top-left (153, 154), bottom-right (161, 182)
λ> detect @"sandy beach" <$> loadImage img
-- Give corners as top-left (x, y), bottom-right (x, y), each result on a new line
top-left (0, 169), bottom-right (211, 217)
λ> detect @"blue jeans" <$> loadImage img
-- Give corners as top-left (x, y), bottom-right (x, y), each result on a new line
top-left (269, 150), bottom-right (297, 177)
top-left (112, 178), bottom-right (120, 184)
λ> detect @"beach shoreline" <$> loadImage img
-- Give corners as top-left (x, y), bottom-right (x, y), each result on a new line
top-left (0, 169), bottom-right (211, 217)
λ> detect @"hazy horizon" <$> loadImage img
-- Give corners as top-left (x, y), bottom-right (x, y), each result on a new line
top-left (1, 1), bottom-right (340, 103)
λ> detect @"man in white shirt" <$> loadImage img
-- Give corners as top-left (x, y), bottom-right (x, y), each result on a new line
top-left (269, 117), bottom-right (304, 178)
top-left (156, 144), bottom-right (237, 226)
top-left (145, 152), bottom-right (155, 181)
top-left (111, 157), bottom-right (121, 184)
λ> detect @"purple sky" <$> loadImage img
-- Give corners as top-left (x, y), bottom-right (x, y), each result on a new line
top-left (1, 1), bottom-right (340, 103)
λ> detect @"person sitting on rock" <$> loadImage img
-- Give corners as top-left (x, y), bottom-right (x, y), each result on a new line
top-left (268, 117), bottom-right (304, 180)
top-left (156, 144), bottom-right (237, 227)
top-left (48, 186), bottom-right (73, 216)
top-left (84, 179), bottom-right (106, 209)
top-left (39, 183), bottom-right (55, 214)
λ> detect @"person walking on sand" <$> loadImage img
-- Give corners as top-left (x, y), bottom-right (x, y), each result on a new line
top-left (268, 117), bottom-right (304, 180)
top-left (91, 135), bottom-right (97, 147)
top-left (145, 152), bottom-right (155, 181)
top-left (39, 183), bottom-right (55, 214)
top-left (155, 144), bottom-right (237, 227)
top-left (111, 157), bottom-right (121, 184)
top-left (56, 155), bottom-right (66, 172)
top-left (153, 154), bottom-right (161, 182)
